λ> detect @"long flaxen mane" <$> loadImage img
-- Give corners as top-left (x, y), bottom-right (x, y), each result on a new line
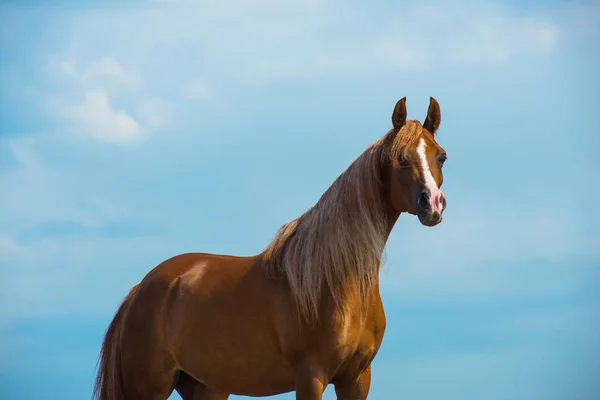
top-left (262, 121), bottom-right (426, 322)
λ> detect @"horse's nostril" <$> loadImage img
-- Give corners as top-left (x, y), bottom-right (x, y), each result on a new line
top-left (418, 191), bottom-right (430, 211)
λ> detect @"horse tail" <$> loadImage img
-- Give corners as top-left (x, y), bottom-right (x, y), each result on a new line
top-left (93, 284), bottom-right (139, 400)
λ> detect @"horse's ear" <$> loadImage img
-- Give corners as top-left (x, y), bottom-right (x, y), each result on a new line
top-left (392, 97), bottom-right (407, 130)
top-left (423, 97), bottom-right (441, 135)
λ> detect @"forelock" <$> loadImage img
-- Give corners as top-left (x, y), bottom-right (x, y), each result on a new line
top-left (388, 120), bottom-right (425, 166)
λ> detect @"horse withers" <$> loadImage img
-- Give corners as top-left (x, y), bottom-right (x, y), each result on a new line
top-left (94, 97), bottom-right (448, 400)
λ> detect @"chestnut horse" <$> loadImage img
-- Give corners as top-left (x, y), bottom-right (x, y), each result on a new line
top-left (93, 97), bottom-right (448, 400)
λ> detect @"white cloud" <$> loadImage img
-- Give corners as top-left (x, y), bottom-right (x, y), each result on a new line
top-left (0, 234), bottom-right (18, 262)
top-left (7, 137), bottom-right (41, 167)
top-left (65, 88), bottom-right (143, 145)
top-left (372, 39), bottom-right (431, 70)
top-left (46, 55), bottom-right (77, 77)
top-left (33, 0), bottom-right (590, 146)
top-left (404, 4), bottom-right (557, 66)
top-left (450, 19), bottom-right (555, 65)
top-left (135, 97), bottom-right (174, 130)
top-left (51, 0), bottom-right (566, 86)
top-left (46, 56), bottom-right (173, 144)
top-left (181, 79), bottom-right (210, 100)
top-left (58, 61), bottom-right (77, 77)
top-left (81, 56), bottom-right (141, 88)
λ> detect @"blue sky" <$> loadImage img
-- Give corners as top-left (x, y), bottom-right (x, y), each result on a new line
top-left (1, 0), bottom-right (599, 399)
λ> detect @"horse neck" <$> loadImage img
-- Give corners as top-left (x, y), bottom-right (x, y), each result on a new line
top-left (382, 177), bottom-right (402, 238)
top-left (303, 149), bottom-right (397, 300)
top-left (260, 142), bottom-right (403, 322)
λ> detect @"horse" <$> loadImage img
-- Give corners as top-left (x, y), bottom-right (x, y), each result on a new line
top-left (93, 96), bottom-right (448, 400)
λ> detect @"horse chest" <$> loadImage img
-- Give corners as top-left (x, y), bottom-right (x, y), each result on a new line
top-left (329, 307), bottom-right (386, 370)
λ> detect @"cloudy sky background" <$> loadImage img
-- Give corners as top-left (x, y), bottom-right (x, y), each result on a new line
top-left (1, 0), bottom-right (599, 399)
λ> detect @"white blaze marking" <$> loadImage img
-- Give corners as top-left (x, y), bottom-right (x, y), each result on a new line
top-left (416, 138), bottom-right (438, 192)
top-left (416, 138), bottom-right (444, 213)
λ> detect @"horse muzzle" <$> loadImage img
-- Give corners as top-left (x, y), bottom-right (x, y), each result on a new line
top-left (416, 188), bottom-right (446, 227)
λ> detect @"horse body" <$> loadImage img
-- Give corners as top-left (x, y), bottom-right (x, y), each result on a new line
top-left (115, 251), bottom-right (387, 398)
top-left (165, 254), bottom-right (296, 397)
top-left (94, 97), bottom-right (448, 399)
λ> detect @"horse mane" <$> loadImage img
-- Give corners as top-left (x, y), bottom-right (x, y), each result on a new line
top-left (261, 120), bottom-right (425, 322)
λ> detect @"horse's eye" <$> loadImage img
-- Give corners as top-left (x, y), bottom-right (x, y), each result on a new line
top-left (438, 152), bottom-right (447, 166)
top-left (398, 157), bottom-right (410, 168)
